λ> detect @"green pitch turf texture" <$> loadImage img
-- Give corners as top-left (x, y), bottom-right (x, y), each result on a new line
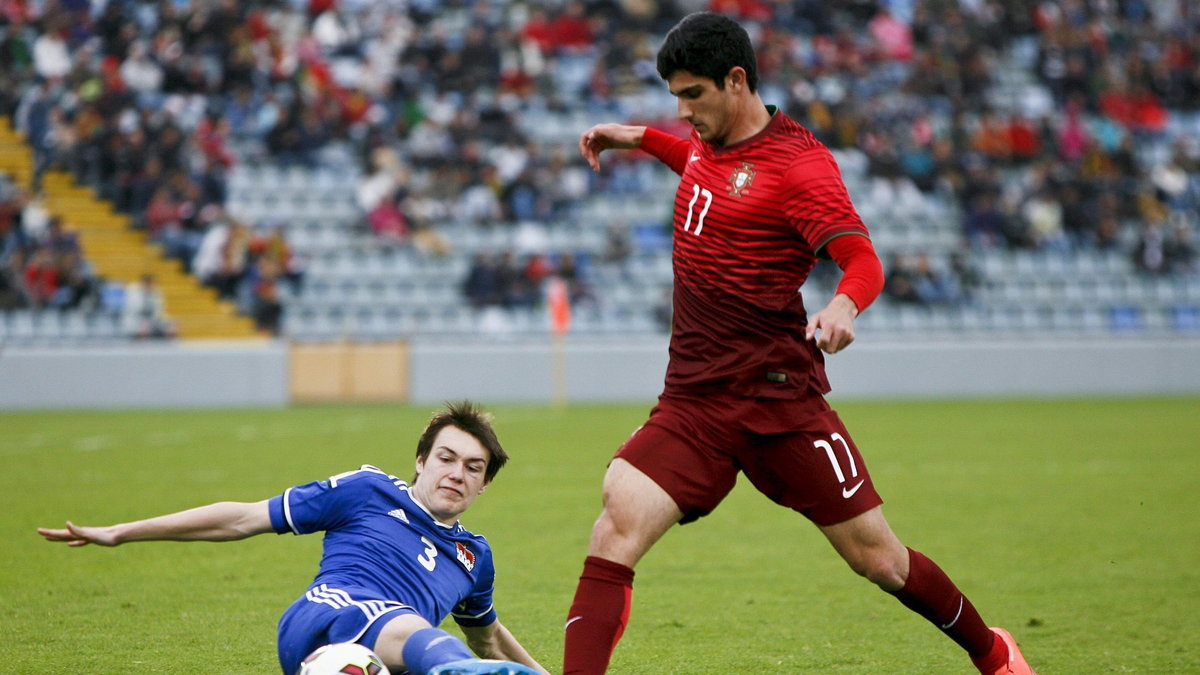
top-left (4, 397), bottom-right (1197, 673)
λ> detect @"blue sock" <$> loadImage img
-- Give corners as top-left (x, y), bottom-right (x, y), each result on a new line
top-left (401, 628), bottom-right (473, 675)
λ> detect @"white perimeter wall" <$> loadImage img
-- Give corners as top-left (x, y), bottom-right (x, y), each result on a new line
top-left (1, 337), bottom-right (1198, 409)
top-left (409, 336), bottom-right (1200, 403)
top-left (0, 341), bottom-right (289, 409)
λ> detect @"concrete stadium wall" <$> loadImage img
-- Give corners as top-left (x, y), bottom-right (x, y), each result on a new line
top-left (822, 338), bottom-right (1200, 399)
top-left (410, 339), bottom-right (669, 404)
top-left (408, 337), bottom-right (1200, 403)
top-left (1, 337), bottom-right (1197, 409)
top-left (0, 341), bottom-right (288, 409)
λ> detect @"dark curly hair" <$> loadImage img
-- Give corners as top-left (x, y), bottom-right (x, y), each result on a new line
top-left (656, 12), bottom-right (759, 93)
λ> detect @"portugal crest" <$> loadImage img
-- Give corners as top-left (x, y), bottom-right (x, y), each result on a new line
top-left (456, 542), bottom-right (476, 571)
top-left (728, 161), bottom-right (756, 197)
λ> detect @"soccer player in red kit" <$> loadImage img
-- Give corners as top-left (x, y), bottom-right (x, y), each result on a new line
top-left (562, 12), bottom-right (1035, 675)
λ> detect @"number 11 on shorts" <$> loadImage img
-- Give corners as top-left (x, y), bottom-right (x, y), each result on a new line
top-left (815, 434), bottom-right (865, 498)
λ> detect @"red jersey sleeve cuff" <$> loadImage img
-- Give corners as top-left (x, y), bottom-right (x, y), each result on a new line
top-left (639, 126), bottom-right (676, 155)
top-left (826, 234), bottom-right (884, 312)
top-left (639, 127), bottom-right (689, 173)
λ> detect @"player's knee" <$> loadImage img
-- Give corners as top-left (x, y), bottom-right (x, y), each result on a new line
top-left (847, 549), bottom-right (906, 590)
top-left (866, 563), bottom-right (906, 591)
top-left (590, 508), bottom-right (629, 546)
top-left (595, 485), bottom-right (643, 540)
top-left (587, 508), bottom-right (644, 564)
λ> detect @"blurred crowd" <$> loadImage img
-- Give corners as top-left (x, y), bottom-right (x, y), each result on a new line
top-left (462, 249), bottom-right (593, 311)
top-left (0, 173), bottom-right (98, 312)
top-left (0, 171), bottom-right (181, 337)
top-left (1, 0), bottom-right (1198, 332)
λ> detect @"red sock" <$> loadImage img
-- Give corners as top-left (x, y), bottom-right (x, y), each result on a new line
top-left (891, 548), bottom-right (997, 659)
top-left (563, 556), bottom-right (635, 675)
top-left (971, 631), bottom-right (1010, 672)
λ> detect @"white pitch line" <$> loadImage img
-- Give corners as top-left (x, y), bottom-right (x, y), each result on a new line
top-left (74, 435), bottom-right (112, 452)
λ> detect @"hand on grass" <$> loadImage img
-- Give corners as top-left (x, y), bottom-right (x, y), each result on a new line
top-left (38, 521), bottom-right (119, 547)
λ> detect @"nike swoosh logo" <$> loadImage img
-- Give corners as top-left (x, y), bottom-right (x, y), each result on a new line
top-left (565, 616), bottom-right (583, 629)
top-left (841, 480), bottom-right (865, 499)
top-left (940, 596), bottom-right (964, 629)
top-left (689, 153), bottom-right (701, 161)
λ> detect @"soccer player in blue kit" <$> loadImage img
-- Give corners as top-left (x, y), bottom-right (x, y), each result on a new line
top-left (38, 401), bottom-right (548, 675)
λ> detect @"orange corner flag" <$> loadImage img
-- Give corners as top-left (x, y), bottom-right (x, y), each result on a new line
top-left (548, 276), bottom-right (571, 336)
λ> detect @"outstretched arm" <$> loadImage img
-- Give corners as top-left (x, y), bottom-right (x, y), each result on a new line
top-left (579, 123), bottom-right (692, 176)
top-left (461, 621), bottom-right (550, 674)
top-left (37, 500), bottom-right (273, 547)
top-left (578, 123), bottom-right (647, 172)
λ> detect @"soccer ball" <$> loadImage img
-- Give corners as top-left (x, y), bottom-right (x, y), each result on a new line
top-left (298, 642), bottom-right (390, 675)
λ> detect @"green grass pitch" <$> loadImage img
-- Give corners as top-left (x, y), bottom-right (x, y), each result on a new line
top-left (4, 397), bottom-right (1197, 673)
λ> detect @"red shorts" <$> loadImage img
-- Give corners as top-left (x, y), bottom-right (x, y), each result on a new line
top-left (615, 391), bottom-right (883, 526)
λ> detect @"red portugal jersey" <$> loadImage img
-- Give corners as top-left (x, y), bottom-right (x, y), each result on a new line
top-left (641, 108), bottom-right (870, 399)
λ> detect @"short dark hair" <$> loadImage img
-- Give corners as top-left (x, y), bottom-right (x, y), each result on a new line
top-left (656, 12), bottom-right (758, 92)
top-left (414, 400), bottom-right (508, 482)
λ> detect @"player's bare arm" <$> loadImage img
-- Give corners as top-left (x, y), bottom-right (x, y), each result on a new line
top-left (805, 293), bottom-right (859, 355)
top-left (37, 500), bottom-right (273, 546)
top-left (461, 621), bottom-right (550, 674)
top-left (578, 123), bottom-right (646, 172)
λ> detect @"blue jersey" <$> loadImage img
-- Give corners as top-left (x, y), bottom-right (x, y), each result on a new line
top-left (268, 465), bottom-right (498, 629)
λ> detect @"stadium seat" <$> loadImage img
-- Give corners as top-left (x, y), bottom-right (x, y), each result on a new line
top-left (1080, 306), bottom-right (1107, 332)
top-left (1049, 305), bottom-right (1080, 332)
top-left (1170, 305), bottom-right (1200, 332)
top-left (8, 310), bottom-right (36, 342)
top-left (60, 312), bottom-right (89, 341)
top-left (84, 313), bottom-right (117, 340)
top-left (1109, 305), bottom-right (1143, 332)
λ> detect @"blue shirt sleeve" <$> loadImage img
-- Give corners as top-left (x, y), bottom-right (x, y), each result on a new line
top-left (269, 466), bottom-right (387, 535)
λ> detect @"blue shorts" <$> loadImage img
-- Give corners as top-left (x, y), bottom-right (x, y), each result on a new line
top-left (276, 583), bottom-right (415, 674)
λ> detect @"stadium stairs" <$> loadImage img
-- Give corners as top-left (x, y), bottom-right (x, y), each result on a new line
top-left (0, 116), bottom-right (260, 340)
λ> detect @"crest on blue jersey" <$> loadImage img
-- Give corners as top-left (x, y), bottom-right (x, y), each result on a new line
top-left (456, 542), bottom-right (476, 571)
